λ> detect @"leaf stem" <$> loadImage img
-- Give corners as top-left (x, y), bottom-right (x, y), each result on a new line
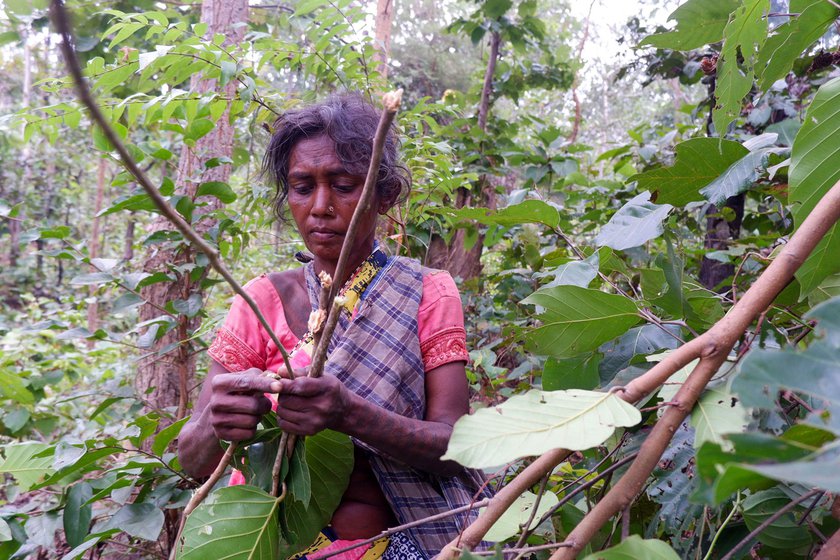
top-left (702, 493), bottom-right (741, 560)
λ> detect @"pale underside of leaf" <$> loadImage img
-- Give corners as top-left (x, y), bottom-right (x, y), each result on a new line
top-left (443, 389), bottom-right (641, 468)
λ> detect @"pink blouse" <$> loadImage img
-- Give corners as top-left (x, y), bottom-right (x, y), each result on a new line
top-left (208, 269), bottom-right (469, 374)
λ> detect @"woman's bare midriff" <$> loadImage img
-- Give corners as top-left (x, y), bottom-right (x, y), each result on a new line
top-left (330, 447), bottom-right (396, 539)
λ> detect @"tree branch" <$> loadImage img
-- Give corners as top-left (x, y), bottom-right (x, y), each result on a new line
top-left (441, 178), bottom-right (840, 559)
top-left (551, 179), bottom-right (840, 560)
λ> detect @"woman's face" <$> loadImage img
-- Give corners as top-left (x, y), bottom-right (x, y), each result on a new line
top-left (286, 135), bottom-right (385, 270)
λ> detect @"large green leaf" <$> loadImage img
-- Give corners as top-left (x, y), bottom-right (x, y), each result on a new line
top-left (442, 389), bottom-right (641, 468)
top-left (0, 442), bottom-right (54, 490)
top-left (693, 430), bottom-right (830, 504)
top-left (713, 0), bottom-right (770, 135)
top-left (99, 503), bottom-right (164, 542)
top-left (639, 0), bottom-right (739, 50)
top-left (598, 324), bottom-right (681, 384)
top-left (543, 353), bottom-right (600, 391)
top-left (176, 485), bottom-right (281, 560)
top-left (733, 297), bottom-right (840, 433)
top-left (522, 286), bottom-right (641, 358)
top-left (646, 422), bottom-right (703, 535)
top-left (483, 490), bottom-right (559, 542)
top-left (757, 0), bottom-right (840, 90)
top-left (64, 483), bottom-right (93, 548)
top-left (690, 387), bottom-right (750, 450)
top-left (595, 192), bottom-right (672, 251)
top-left (789, 77), bottom-right (840, 295)
top-left (0, 369), bottom-right (35, 405)
top-left (534, 251), bottom-right (599, 289)
top-left (280, 429), bottom-right (354, 557)
top-left (581, 535), bottom-right (680, 560)
top-left (698, 148), bottom-right (777, 206)
top-left (438, 199), bottom-right (560, 228)
top-left (742, 488), bottom-right (812, 550)
top-left (746, 441), bottom-right (840, 492)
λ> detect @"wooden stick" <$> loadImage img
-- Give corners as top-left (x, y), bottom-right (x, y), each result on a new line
top-left (49, 0), bottom-right (294, 379)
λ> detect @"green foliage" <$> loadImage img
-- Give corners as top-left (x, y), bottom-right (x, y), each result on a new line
top-left (482, 490), bottom-right (558, 542)
top-left (177, 486), bottom-right (281, 560)
top-left (757, 0), bottom-right (840, 90)
top-left (522, 286), bottom-right (641, 357)
top-left (581, 535), bottom-right (681, 560)
top-left (2, 0), bottom-right (840, 557)
top-left (789, 77), bottom-right (840, 295)
top-left (632, 137), bottom-right (748, 206)
top-left (640, 0), bottom-right (739, 50)
top-left (594, 191), bottom-right (672, 251)
top-left (713, 0), bottom-right (769, 135)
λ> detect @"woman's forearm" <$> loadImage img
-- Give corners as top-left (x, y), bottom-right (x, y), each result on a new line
top-left (178, 409), bottom-right (225, 479)
top-left (336, 392), bottom-right (462, 477)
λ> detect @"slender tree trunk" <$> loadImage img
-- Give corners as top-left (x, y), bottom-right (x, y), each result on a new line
top-left (136, 0), bottom-right (248, 419)
top-left (425, 31), bottom-right (501, 280)
top-left (568, 0), bottom-right (594, 144)
top-left (123, 212), bottom-right (135, 261)
top-left (374, 0), bottom-right (394, 79)
top-left (9, 23), bottom-right (33, 269)
top-left (87, 159), bottom-right (107, 343)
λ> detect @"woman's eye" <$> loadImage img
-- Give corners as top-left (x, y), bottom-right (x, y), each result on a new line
top-left (290, 184), bottom-right (312, 195)
top-left (333, 183), bottom-right (356, 192)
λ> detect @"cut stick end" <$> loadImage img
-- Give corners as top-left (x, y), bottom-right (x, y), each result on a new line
top-left (383, 89), bottom-right (403, 112)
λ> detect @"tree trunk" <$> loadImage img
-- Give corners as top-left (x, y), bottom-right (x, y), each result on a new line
top-left (374, 0), bottom-right (394, 79)
top-left (425, 31), bottom-right (501, 280)
top-left (9, 23), bottom-right (34, 269)
top-left (699, 194), bottom-right (745, 291)
top-left (87, 159), bottom-right (107, 343)
top-left (136, 0), bottom-right (248, 419)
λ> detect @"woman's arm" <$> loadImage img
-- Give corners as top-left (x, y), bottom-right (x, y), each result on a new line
top-left (178, 360), bottom-right (279, 478)
top-left (274, 360), bottom-right (469, 477)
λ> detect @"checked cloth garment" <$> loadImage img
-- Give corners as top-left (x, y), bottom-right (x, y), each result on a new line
top-left (304, 256), bottom-right (493, 559)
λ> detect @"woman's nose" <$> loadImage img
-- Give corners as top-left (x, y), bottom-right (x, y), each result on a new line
top-left (310, 185), bottom-right (333, 216)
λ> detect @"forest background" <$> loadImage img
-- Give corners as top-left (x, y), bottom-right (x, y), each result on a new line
top-left (1, 0), bottom-right (840, 558)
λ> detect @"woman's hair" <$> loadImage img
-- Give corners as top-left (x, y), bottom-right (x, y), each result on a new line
top-left (262, 93), bottom-right (411, 221)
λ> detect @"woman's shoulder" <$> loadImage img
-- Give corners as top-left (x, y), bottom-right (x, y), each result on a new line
top-left (419, 266), bottom-right (460, 303)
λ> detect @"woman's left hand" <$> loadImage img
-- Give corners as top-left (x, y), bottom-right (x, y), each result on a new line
top-left (275, 373), bottom-right (352, 436)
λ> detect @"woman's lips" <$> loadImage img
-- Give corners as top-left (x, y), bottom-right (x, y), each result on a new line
top-left (310, 228), bottom-right (341, 241)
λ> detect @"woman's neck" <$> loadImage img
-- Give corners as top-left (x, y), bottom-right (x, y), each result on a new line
top-left (313, 240), bottom-right (375, 286)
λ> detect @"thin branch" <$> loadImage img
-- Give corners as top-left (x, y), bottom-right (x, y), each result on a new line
top-left (318, 498), bottom-right (492, 559)
top-left (702, 494), bottom-right (741, 560)
top-left (170, 444), bottom-right (235, 559)
top-left (720, 489), bottom-right (821, 560)
top-left (478, 32), bottom-right (501, 132)
top-left (49, 0), bottom-right (294, 379)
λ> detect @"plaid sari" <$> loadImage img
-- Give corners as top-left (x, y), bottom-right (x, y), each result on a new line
top-left (304, 256), bottom-right (493, 558)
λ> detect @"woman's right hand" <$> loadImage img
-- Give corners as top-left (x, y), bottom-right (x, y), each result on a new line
top-left (207, 368), bottom-right (281, 442)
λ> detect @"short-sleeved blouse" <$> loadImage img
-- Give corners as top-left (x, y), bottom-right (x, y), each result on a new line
top-left (208, 269), bottom-right (469, 374)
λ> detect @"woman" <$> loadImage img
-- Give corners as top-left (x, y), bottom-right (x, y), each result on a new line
top-left (178, 94), bottom-right (491, 560)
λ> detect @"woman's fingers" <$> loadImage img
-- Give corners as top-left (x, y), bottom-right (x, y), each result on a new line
top-left (211, 369), bottom-right (281, 394)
